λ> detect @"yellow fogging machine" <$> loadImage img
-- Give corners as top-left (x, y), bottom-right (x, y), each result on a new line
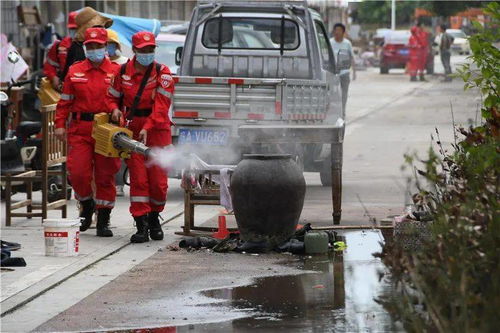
top-left (91, 113), bottom-right (151, 158)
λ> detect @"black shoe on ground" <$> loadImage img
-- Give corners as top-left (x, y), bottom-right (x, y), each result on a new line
top-left (419, 75), bottom-right (427, 82)
top-left (131, 215), bottom-right (149, 243)
top-left (79, 199), bottom-right (95, 231)
top-left (148, 212), bottom-right (164, 241)
top-left (410, 76), bottom-right (417, 82)
top-left (96, 208), bottom-right (113, 237)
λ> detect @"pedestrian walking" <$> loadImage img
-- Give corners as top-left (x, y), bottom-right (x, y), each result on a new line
top-left (43, 11), bottom-right (77, 91)
top-left (416, 22), bottom-right (429, 81)
top-left (60, 7), bottom-right (113, 84)
top-left (407, 27), bottom-right (422, 82)
top-left (107, 29), bottom-right (129, 197)
top-left (330, 23), bottom-right (356, 114)
top-left (55, 27), bottom-right (121, 237)
top-left (107, 29), bottom-right (128, 65)
top-left (435, 24), bottom-right (454, 82)
top-left (106, 31), bottom-right (175, 243)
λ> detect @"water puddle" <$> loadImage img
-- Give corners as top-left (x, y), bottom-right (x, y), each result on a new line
top-left (106, 230), bottom-right (399, 332)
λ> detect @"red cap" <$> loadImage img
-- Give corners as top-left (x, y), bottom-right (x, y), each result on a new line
top-left (67, 11), bottom-right (77, 29)
top-left (132, 31), bottom-right (156, 49)
top-left (83, 27), bottom-right (107, 45)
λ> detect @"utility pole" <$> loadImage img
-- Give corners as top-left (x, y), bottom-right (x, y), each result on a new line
top-left (391, 0), bottom-right (396, 30)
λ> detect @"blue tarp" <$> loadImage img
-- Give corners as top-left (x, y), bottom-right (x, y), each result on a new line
top-left (104, 13), bottom-right (161, 47)
top-left (76, 9), bottom-right (161, 48)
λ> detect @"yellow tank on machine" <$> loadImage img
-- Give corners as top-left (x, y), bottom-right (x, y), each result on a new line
top-left (92, 113), bottom-right (151, 158)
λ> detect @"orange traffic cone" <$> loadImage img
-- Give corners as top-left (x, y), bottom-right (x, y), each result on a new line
top-left (212, 215), bottom-right (230, 239)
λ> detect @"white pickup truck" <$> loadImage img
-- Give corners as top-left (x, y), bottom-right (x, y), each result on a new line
top-left (171, 1), bottom-right (344, 186)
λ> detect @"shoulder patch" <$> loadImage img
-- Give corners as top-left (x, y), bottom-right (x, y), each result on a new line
top-left (160, 74), bottom-right (173, 88)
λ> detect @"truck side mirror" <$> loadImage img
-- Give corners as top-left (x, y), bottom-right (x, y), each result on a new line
top-left (175, 46), bottom-right (183, 66)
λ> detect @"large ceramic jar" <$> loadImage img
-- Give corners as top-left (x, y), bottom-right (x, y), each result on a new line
top-left (230, 154), bottom-right (306, 247)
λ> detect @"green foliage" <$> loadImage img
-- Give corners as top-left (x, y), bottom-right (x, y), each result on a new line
top-left (378, 3), bottom-right (500, 332)
top-left (357, 0), bottom-right (422, 26)
top-left (456, 2), bottom-right (500, 118)
top-left (357, 1), bottom-right (487, 26)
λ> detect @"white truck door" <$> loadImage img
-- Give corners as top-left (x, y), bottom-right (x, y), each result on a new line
top-left (314, 20), bottom-right (343, 122)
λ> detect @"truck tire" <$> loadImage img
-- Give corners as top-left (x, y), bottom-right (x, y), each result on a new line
top-left (380, 66), bottom-right (389, 74)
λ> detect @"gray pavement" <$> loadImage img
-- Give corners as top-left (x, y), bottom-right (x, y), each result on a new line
top-left (1, 55), bottom-right (479, 332)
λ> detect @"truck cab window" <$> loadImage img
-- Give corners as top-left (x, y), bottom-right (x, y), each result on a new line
top-left (315, 21), bottom-right (334, 71)
top-left (202, 17), bottom-right (300, 50)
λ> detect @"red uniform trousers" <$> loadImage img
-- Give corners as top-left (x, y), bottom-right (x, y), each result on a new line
top-left (408, 48), bottom-right (420, 77)
top-left (417, 48), bottom-right (427, 72)
top-left (127, 117), bottom-right (171, 217)
top-left (67, 119), bottom-right (120, 208)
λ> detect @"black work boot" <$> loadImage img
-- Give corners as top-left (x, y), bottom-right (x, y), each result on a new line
top-left (96, 208), bottom-right (113, 237)
top-left (130, 215), bottom-right (149, 243)
top-left (79, 199), bottom-right (95, 231)
top-left (148, 212), bottom-right (164, 241)
top-left (410, 76), bottom-right (417, 82)
top-left (419, 74), bottom-right (427, 82)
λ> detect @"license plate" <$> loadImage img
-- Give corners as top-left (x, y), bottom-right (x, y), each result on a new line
top-left (399, 49), bottom-right (409, 55)
top-left (178, 128), bottom-right (229, 146)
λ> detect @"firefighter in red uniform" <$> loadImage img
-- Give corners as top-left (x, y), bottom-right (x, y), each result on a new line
top-left (55, 28), bottom-right (121, 237)
top-left (416, 22), bottom-right (429, 81)
top-left (43, 11), bottom-right (78, 91)
top-left (407, 27), bottom-right (422, 82)
top-left (106, 31), bottom-right (174, 243)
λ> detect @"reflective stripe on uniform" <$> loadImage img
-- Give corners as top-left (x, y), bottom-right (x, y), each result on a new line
top-left (47, 58), bottom-right (60, 67)
top-left (130, 196), bottom-right (149, 203)
top-left (150, 198), bottom-right (166, 206)
top-left (156, 87), bottom-right (172, 99)
top-left (60, 93), bottom-right (74, 101)
top-left (95, 199), bottom-right (115, 207)
top-left (108, 87), bottom-right (122, 98)
top-left (75, 192), bottom-right (92, 201)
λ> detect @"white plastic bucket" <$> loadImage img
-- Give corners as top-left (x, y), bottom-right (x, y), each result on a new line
top-left (43, 219), bottom-right (81, 257)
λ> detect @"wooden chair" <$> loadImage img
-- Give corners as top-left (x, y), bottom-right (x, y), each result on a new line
top-left (2, 104), bottom-right (68, 226)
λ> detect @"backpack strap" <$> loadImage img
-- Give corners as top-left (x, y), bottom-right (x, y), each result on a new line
top-left (118, 61), bottom-right (128, 111)
top-left (126, 62), bottom-right (156, 121)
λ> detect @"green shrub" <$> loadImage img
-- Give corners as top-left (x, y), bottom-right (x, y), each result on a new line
top-left (377, 3), bottom-right (500, 332)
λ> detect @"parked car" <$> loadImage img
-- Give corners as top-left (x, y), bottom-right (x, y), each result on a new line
top-left (379, 30), bottom-right (434, 74)
top-left (161, 22), bottom-right (190, 35)
top-left (173, 1), bottom-right (344, 186)
top-left (446, 29), bottom-right (470, 55)
top-left (155, 33), bottom-right (186, 74)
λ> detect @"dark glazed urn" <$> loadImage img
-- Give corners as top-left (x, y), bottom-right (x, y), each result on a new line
top-left (230, 154), bottom-right (306, 247)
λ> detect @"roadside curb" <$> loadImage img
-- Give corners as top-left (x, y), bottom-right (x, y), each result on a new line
top-left (0, 207), bottom-right (184, 317)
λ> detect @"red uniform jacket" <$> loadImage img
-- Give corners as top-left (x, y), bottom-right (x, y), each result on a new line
top-left (43, 36), bottom-right (72, 80)
top-left (55, 58), bottom-right (120, 129)
top-left (105, 58), bottom-right (174, 132)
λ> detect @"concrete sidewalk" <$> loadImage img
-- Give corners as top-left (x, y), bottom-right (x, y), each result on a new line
top-left (0, 180), bottom-right (185, 317)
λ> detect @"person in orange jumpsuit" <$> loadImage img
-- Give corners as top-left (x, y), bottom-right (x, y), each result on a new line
top-left (43, 11), bottom-right (78, 91)
top-left (55, 27), bottom-right (121, 237)
top-left (407, 27), bottom-right (422, 82)
top-left (416, 22), bottom-right (429, 81)
top-left (106, 31), bottom-right (174, 243)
